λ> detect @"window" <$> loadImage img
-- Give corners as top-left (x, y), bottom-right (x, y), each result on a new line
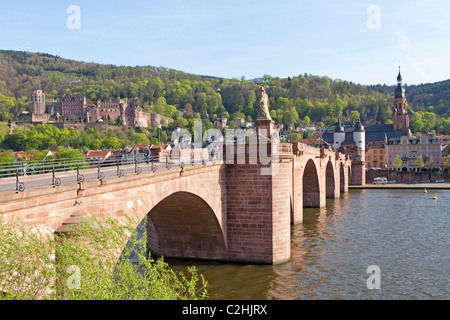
top-left (374, 150), bottom-right (377, 154)
top-left (380, 156), bottom-right (383, 160)
top-left (368, 156), bottom-right (371, 160)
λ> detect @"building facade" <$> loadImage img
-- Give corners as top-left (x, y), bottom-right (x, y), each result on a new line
top-left (366, 140), bottom-right (386, 169)
top-left (61, 94), bottom-right (87, 117)
top-left (386, 135), bottom-right (442, 171)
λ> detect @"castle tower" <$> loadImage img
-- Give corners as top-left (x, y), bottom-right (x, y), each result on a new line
top-left (332, 119), bottom-right (345, 151)
top-left (392, 68), bottom-right (411, 136)
top-left (353, 118), bottom-right (366, 157)
top-left (30, 90), bottom-right (46, 115)
top-left (349, 119), bottom-right (366, 186)
top-left (119, 100), bottom-right (127, 126)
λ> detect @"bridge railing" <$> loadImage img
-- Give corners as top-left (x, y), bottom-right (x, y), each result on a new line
top-left (0, 151), bottom-right (224, 193)
top-left (0, 143), bottom-right (299, 193)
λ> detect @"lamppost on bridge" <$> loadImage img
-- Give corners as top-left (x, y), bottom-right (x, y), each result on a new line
top-left (158, 124), bottom-right (162, 147)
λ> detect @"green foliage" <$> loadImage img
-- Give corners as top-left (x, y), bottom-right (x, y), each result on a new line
top-left (0, 50), bottom-right (449, 137)
top-left (1, 124), bottom-right (155, 153)
top-left (303, 129), bottom-right (315, 139)
top-left (410, 111), bottom-right (449, 135)
top-left (392, 155), bottom-right (402, 169)
top-left (0, 214), bottom-right (208, 300)
top-left (414, 156), bottom-right (425, 168)
top-left (56, 146), bottom-right (84, 160)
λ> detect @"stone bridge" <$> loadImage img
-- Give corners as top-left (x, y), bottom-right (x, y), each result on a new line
top-left (0, 141), bottom-right (357, 265)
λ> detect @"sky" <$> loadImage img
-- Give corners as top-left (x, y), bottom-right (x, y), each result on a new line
top-left (0, 0), bottom-right (449, 85)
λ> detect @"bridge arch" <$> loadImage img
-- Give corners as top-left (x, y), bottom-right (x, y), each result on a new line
top-left (146, 191), bottom-right (227, 261)
top-left (325, 161), bottom-right (335, 199)
top-left (302, 159), bottom-right (321, 208)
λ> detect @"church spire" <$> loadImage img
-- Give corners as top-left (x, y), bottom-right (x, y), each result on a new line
top-left (397, 65), bottom-right (402, 84)
top-left (394, 66), bottom-right (406, 99)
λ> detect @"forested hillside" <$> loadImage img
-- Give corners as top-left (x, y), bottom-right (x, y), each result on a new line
top-left (0, 50), bottom-right (449, 150)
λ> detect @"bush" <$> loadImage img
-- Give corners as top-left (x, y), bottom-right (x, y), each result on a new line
top-left (0, 214), bottom-right (208, 300)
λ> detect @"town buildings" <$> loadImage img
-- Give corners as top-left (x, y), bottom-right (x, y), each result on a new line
top-left (322, 68), bottom-right (443, 172)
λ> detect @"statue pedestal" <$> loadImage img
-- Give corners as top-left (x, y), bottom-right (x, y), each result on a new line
top-left (255, 118), bottom-right (275, 141)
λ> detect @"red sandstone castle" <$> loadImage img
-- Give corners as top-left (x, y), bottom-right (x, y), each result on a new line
top-left (19, 90), bottom-right (169, 128)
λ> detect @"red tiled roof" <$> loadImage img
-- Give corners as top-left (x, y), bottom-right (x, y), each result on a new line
top-left (14, 152), bottom-right (33, 161)
top-left (367, 141), bottom-right (386, 150)
top-left (85, 150), bottom-right (111, 159)
top-left (150, 144), bottom-right (169, 149)
top-left (295, 139), bottom-right (331, 146)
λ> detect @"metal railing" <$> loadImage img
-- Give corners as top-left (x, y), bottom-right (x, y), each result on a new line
top-left (0, 142), bottom-right (295, 193)
top-left (0, 151), bottom-right (225, 193)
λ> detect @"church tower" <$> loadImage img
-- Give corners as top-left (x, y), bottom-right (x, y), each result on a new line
top-left (392, 68), bottom-right (411, 136)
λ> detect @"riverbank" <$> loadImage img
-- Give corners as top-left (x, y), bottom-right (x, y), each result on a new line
top-left (350, 183), bottom-right (450, 190)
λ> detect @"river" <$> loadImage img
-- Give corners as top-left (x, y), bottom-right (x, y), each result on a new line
top-left (167, 189), bottom-right (450, 300)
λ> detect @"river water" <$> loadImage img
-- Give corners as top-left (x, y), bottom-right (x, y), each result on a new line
top-left (167, 189), bottom-right (449, 300)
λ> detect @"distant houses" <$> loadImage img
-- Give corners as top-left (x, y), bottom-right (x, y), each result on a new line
top-left (80, 144), bottom-right (172, 166)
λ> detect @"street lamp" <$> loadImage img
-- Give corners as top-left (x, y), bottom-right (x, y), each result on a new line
top-left (158, 124), bottom-right (162, 147)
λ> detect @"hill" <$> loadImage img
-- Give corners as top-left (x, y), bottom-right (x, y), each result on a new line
top-left (0, 49), bottom-right (449, 138)
top-left (367, 80), bottom-right (450, 116)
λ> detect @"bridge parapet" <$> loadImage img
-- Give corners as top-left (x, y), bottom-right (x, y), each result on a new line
top-left (293, 142), bottom-right (322, 155)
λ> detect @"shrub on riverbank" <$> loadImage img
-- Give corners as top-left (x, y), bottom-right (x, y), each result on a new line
top-left (0, 214), bottom-right (208, 300)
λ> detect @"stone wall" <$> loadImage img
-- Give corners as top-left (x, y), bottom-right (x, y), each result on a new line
top-left (366, 169), bottom-right (450, 183)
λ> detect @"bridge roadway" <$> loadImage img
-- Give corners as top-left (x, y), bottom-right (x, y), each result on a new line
top-left (0, 159), bottom-right (194, 193)
top-left (0, 142), bottom-right (358, 265)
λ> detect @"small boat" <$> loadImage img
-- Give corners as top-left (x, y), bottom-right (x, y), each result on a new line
top-left (424, 188), bottom-right (428, 194)
top-left (433, 194), bottom-right (437, 200)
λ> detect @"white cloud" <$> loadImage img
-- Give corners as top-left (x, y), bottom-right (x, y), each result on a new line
top-left (396, 28), bottom-right (430, 83)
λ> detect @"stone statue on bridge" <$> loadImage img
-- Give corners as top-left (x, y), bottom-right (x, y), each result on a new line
top-left (258, 85), bottom-right (272, 121)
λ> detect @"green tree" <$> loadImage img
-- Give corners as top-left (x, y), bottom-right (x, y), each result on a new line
top-left (350, 110), bottom-right (360, 124)
top-left (102, 137), bottom-right (123, 149)
top-left (292, 132), bottom-right (301, 141)
top-left (303, 115), bottom-right (311, 126)
top-left (130, 133), bottom-right (149, 145)
top-left (427, 156), bottom-right (434, 168)
top-left (303, 129), bottom-right (314, 139)
top-left (392, 155), bottom-right (402, 170)
top-left (57, 147), bottom-right (84, 160)
top-left (0, 150), bottom-right (14, 163)
top-left (414, 156), bottom-right (425, 168)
